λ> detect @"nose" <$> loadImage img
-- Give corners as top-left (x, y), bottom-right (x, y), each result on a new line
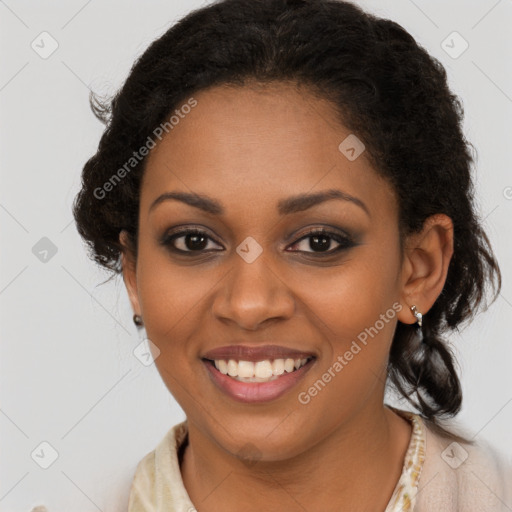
top-left (212, 250), bottom-right (295, 331)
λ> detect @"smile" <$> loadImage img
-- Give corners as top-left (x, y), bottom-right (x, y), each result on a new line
top-left (201, 345), bottom-right (316, 403)
top-left (211, 357), bottom-right (312, 382)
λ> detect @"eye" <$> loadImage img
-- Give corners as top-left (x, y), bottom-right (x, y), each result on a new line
top-left (161, 228), bottom-right (223, 254)
top-left (160, 227), bottom-right (356, 256)
top-left (287, 228), bottom-right (355, 255)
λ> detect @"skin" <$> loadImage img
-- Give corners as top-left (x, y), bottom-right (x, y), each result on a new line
top-left (120, 81), bottom-right (454, 511)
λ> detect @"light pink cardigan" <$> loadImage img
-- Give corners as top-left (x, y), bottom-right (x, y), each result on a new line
top-left (414, 418), bottom-right (512, 511)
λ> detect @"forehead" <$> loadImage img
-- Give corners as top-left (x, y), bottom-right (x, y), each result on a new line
top-left (140, 82), bottom-right (396, 222)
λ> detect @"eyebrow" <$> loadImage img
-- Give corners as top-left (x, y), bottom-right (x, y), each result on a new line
top-left (148, 188), bottom-right (370, 217)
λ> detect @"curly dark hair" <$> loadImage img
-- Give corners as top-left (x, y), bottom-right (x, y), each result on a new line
top-left (73, 0), bottom-right (501, 438)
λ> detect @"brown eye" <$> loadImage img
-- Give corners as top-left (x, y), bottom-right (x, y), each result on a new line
top-left (161, 229), bottom-right (223, 254)
top-left (287, 229), bottom-right (355, 255)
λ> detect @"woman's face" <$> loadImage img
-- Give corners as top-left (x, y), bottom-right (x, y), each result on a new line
top-left (122, 82), bottom-right (408, 461)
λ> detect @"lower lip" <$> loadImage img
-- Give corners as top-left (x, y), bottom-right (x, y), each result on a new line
top-left (203, 359), bottom-right (314, 403)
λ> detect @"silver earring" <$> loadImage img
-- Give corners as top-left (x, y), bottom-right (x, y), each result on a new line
top-left (133, 314), bottom-right (144, 327)
top-left (410, 305), bottom-right (422, 327)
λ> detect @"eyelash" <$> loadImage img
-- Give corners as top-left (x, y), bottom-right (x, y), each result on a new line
top-left (160, 227), bottom-right (356, 257)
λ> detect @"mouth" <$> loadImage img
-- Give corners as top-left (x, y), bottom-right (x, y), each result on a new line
top-left (206, 357), bottom-right (313, 382)
top-left (201, 345), bottom-right (316, 403)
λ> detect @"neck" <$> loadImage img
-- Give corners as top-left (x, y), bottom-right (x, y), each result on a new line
top-left (181, 403), bottom-right (412, 512)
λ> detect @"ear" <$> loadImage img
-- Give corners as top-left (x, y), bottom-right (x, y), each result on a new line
top-left (119, 230), bottom-right (141, 316)
top-left (397, 214), bottom-right (454, 325)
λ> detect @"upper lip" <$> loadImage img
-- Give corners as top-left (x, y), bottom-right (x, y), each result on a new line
top-left (202, 344), bottom-right (316, 362)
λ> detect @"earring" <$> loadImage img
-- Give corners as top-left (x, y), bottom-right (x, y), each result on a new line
top-left (133, 314), bottom-right (144, 327)
top-left (410, 305), bottom-right (422, 327)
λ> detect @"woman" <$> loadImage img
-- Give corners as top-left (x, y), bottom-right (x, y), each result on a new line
top-left (73, 0), bottom-right (512, 510)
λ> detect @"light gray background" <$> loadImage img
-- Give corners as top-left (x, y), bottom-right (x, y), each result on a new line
top-left (1, 1), bottom-right (511, 511)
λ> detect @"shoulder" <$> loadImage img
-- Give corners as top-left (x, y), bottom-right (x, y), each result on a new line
top-left (128, 421), bottom-right (189, 512)
top-left (415, 416), bottom-right (512, 511)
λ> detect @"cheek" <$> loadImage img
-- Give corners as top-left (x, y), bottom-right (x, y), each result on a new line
top-left (296, 264), bottom-right (401, 426)
top-left (303, 251), bottom-right (401, 339)
top-left (135, 240), bottom-right (210, 352)
top-left (297, 246), bottom-right (402, 403)
top-left (135, 253), bottom-right (210, 400)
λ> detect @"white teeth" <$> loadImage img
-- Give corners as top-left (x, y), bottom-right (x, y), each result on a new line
top-left (284, 358), bottom-right (295, 373)
top-left (227, 359), bottom-right (238, 377)
top-left (217, 359), bottom-right (228, 375)
top-left (213, 357), bottom-right (311, 381)
top-left (272, 359), bottom-right (285, 375)
top-left (254, 360), bottom-right (273, 379)
top-left (238, 360), bottom-right (255, 378)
